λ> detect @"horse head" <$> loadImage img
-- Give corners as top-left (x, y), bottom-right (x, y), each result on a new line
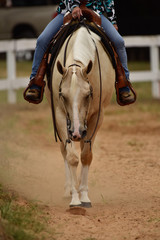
top-left (57, 60), bottom-right (93, 141)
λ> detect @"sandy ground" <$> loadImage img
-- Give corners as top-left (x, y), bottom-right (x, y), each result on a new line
top-left (0, 100), bottom-right (160, 240)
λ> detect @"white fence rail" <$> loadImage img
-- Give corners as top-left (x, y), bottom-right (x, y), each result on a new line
top-left (0, 36), bottom-right (160, 103)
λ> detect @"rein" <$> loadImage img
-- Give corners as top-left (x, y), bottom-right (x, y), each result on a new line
top-left (49, 20), bottom-right (80, 142)
top-left (82, 21), bottom-right (102, 149)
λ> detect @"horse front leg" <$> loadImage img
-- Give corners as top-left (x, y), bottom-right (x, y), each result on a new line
top-left (79, 141), bottom-right (92, 208)
top-left (60, 141), bottom-right (81, 207)
top-left (79, 113), bottom-right (104, 208)
top-left (56, 107), bottom-right (81, 207)
top-left (63, 157), bottom-right (72, 198)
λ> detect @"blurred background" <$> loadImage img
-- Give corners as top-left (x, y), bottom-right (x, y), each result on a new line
top-left (116, 0), bottom-right (160, 36)
top-left (0, 2), bottom-right (160, 239)
top-left (0, 0), bottom-right (59, 60)
top-left (116, 0), bottom-right (160, 62)
top-left (0, 0), bottom-right (160, 60)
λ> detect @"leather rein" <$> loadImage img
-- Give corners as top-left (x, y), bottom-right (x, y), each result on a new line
top-left (51, 19), bottom-right (102, 150)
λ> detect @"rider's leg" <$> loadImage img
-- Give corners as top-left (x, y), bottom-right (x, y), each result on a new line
top-left (31, 13), bottom-right (64, 79)
top-left (101, 15), bottom-right (134, 104)
top-left (24, 13), bottom-right (64, 103)
top-left (101, 14), bottom-right (129, 80)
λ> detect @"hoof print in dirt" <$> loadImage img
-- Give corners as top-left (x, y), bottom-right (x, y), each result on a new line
top-left (66, 207), bottom-right (86, 216)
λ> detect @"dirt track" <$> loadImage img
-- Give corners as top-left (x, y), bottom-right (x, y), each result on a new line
top-left (0, 100), bottom-right (160, 240)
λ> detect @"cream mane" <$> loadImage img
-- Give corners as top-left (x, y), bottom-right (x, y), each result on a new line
top-left (73, 27), bottom-right (100, 66)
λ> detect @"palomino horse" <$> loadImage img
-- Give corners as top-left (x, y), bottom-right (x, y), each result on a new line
top-left (45, 25), bottom-right (115, 208)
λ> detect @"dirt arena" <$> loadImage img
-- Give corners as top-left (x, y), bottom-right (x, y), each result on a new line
top-left (0, 99), bottom-right (160, 240)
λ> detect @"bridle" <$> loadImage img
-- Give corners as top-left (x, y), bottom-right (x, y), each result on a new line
top-left (51, 18), bottom-right (102, 150)
top-left (58, 63), bottom-right (93, 147)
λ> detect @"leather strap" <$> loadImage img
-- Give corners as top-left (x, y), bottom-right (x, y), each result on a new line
top-left (33, 53), bottom-right (48, 86)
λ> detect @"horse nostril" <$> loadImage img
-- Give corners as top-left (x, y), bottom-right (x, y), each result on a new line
top-left (82, 130), bottom-right (87, 138)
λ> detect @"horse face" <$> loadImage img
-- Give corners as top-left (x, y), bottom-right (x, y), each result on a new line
top-left (57, 61), bottom-right (93, 141)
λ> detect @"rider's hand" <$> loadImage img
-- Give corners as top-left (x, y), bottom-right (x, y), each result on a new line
top-left (72, 7), bottom-right (83, 20)
top-left (113, 24), bottom-right (118, 31)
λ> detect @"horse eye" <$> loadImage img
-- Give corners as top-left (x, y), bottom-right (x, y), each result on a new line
top-left (85, 94), bottom-right (91, 101)
top-left (86, 90), bottom-right (92, 98)
top-left (86, 94), bottom-right (90, 99)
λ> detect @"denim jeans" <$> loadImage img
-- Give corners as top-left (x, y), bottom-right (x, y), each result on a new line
top-left (101, 14), bottom-right (129, 80)
top-left (30, 13), bottom-right (129, 81)
top-left (30, 13), bottom-right (64, 79)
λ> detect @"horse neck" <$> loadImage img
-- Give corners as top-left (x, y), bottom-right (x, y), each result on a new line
top-left (63, 28), bottom-right (96, 68)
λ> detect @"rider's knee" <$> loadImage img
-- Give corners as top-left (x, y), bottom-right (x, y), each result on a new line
top-left (115, 36), bottom-right (125, 50)
top-left (36, 33), bottom-right (48, 50)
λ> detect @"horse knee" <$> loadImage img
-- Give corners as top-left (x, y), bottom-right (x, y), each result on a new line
top-left (67, 153), bottom-right (79, 167)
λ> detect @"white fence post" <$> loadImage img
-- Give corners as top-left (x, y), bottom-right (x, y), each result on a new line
top-left (150, 46), bottom-right (160, 99)
top-left (7, 49), bottom-right (16, 103)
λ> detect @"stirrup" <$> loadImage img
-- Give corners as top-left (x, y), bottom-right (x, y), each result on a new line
top-left (23, 78), bottom-right (46, 104)
top-left (115, 80), bottom-right (137, 106)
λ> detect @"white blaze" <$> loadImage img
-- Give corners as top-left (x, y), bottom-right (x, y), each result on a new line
top-left (73, 88), bottom-right (80, 135)
top-left (70, 66), bottom-right (80, 136)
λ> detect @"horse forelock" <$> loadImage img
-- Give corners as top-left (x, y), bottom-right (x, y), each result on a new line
top-left (73, 27), bottom-right (100, 66)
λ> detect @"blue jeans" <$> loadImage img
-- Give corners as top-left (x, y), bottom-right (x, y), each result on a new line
top-left (30, 13), bottom-right (129, 81)
top-left (30, 13), bottom-right (64, 79)
top-left (101, 15), bottom-right (129, 80)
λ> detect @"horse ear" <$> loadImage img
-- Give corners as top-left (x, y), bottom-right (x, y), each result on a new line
top-left (57, 60), bottom-right (67, 75)
top-left (82, 60), bottom-right (93, 77)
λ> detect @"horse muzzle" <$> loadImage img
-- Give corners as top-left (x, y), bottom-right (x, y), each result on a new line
top-left (68, 128), bottom-right (87, 141)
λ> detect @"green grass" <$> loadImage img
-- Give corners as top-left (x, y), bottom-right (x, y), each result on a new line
top-left (0, 59), bottom-right (33, 104)
top-left (0, 60), bottom-right (32, 79)
top-left (0, 185), bottom-right (55, 240)
top-left (128, 61), bottom-right (150, 71)
top-left (148, 218), bottom-right (160, 223)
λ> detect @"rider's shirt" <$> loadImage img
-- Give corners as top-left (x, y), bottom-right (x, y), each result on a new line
top-left (57, 0), bottom-right (117, 24)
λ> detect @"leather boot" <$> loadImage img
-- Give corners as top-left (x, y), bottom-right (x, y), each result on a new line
top-left (114, 52), bottom-right (136, 106)
top-left (23, 53), bottom-right (48, 104)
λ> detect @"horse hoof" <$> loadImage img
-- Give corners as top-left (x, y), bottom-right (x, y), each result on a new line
top-left (81, 202), bottom-right (92, 208)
